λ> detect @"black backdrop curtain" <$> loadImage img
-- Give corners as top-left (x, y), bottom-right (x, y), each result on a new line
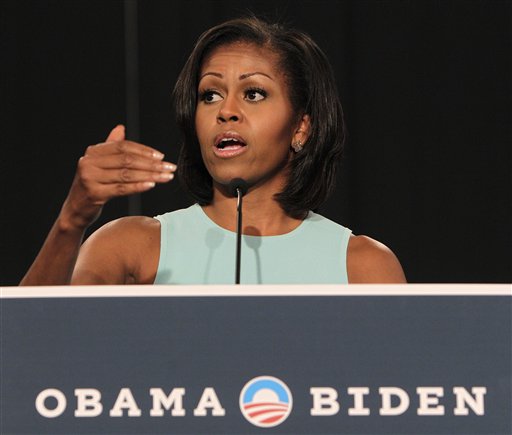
top-left (1, 0), bottom-right (510, 285)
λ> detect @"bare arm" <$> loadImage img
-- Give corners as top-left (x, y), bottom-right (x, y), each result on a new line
top-left (20, 215), bottom-right (88, 286)
top-left (70, 216), bottom-right (161, 285)
top-left (347, 235), bottom-right (407, 283)
top-left (20, 125), bottom-right (176, 285)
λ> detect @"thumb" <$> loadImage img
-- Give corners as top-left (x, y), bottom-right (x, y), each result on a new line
top-left (106, 124), bottom-right (125, 142)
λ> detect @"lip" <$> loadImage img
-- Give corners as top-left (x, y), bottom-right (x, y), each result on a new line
top-left (213, 131), bottom-right (247, 147)
top-left (212, 131), bottom-right (248, 159)
top-left (212, 144), bottom-right (248, 158)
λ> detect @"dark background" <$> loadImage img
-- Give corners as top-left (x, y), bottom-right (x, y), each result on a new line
top-left (1, 0), bottom-right (510, 285)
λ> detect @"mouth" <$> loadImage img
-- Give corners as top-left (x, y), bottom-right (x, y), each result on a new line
top-left (216, 137), bottom-right (246, 149)
top-left (213, 132), bottom-right (248, 158)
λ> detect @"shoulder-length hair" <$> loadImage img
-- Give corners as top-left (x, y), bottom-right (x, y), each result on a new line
top-left (174, 16), bottom-right (345, 219)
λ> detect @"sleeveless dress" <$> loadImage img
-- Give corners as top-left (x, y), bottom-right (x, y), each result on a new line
top-left (153, 204), bottom-right (351, 284)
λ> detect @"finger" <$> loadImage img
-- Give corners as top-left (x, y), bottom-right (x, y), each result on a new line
top-left (94, 167), bottom-right (175, 184)
top-left (106, 124), bottom-right (125, 142)
top-left (86, 140), bottom-right (165, 160)
top-left (86, 153), bottom-right (176, 172)
top-left (95, 181), bottom-right (159, 200)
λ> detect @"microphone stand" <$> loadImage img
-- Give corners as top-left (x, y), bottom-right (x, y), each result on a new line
top-left (235, 186), bottom-right (243, 284)
top-left (228, 178), bottom-right (248, 285)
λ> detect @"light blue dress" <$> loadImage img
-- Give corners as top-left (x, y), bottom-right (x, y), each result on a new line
top-left (154, 204), bottom-right (351, 284)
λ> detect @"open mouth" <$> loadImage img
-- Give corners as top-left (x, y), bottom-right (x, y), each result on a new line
top-left (216, 137), bottom-right (247, 150)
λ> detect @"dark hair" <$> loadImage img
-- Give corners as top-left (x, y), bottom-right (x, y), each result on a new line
top-left (174, 16), bottom-right (345, 218)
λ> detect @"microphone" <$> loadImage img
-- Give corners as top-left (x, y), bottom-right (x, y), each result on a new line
top-left (228, 178), bottom-right (248, 284)
top-left (228, 178), bottom-right (248, 198)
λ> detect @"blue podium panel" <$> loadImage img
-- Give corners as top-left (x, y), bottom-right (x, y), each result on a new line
top-left (1, 285), bottom-right (511, 434)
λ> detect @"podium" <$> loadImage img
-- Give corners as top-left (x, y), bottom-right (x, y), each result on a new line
top-left (1, 284), bottom-right (510, 434)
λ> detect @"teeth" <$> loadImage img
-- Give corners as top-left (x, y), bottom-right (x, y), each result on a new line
top-left (217, 137), bottom-right (244, 149)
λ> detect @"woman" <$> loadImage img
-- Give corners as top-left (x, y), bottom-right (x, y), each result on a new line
top-left (20, 17), bottom-right (406, 285)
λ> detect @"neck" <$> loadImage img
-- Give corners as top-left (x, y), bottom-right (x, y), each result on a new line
top-left (202, 182), bottom-right (304, 236)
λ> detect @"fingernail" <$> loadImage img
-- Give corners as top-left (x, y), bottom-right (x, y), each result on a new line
top-left (143, 181), bottom-right (156, 188)
top-left (162, 162), bottom-right (177, 171)
top-left (152, 151), bottom-right (165, 160)
top-left (159, 172), bottom-right (174, 180)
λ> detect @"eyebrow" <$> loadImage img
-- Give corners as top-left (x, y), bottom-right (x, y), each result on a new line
top-left (199, 71), bottom-right (275, 82)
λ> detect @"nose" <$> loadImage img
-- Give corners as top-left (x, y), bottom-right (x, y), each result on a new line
top-left (217, 95), bottom-right (242, 123)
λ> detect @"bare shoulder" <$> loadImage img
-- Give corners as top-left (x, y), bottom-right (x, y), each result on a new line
top-left (87, 215), bottom-right (160, 241)
top-left (347, 234), bottom-right (407, 283)
top-left (72, 216), bottom-right (161, 284)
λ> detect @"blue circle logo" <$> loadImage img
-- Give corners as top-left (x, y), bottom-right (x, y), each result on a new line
top-left (239, 376), bottom-right (293, 427)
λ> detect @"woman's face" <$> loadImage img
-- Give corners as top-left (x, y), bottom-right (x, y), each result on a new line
top-left (195, 42), bottom-right (303, 193)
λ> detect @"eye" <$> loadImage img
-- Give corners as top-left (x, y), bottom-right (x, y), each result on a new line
top-left (199, 90), bottom-right (222, 104)
top-left (244, 88), bottom-right (267, 102)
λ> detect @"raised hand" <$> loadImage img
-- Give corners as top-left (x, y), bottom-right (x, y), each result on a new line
top-left (60, 125), bottom-right (176, 230)
top-left (20, 126), bottom-right (177, 285)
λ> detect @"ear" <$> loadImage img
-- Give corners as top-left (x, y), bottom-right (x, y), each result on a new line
top-left (292, 114), bottom-right (311, 146)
